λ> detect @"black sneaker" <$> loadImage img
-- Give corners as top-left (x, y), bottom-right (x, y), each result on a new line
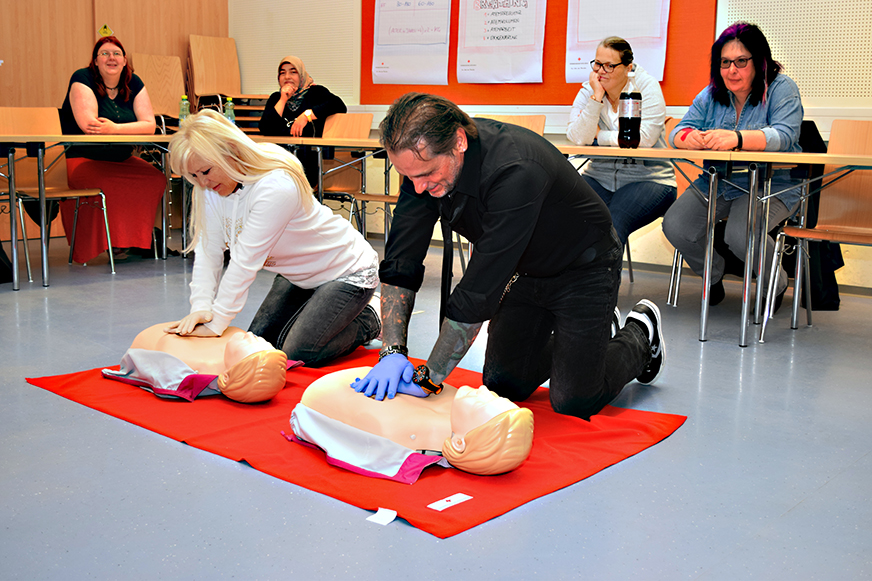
top-left (625, 299), bottom-right (665, 385)
top-left (610, 306), bottom-right (622, 339)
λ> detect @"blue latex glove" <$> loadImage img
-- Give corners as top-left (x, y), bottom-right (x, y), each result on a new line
top-left (351, 354), bottom-right (415, 400)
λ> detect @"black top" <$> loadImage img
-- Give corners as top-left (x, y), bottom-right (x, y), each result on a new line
top-left (380, 118), bottom-right (613, 324)
top-left (60, 67), bottom-right (146, 161)
top-left (258, 85), bottom-right (347, 138)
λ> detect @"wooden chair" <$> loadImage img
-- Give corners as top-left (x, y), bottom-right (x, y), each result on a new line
top-left (0, 107), bottom-right (115, 276)
top-left (478, 114), bottom-right (546, 136)
top-left (760, 119), bottom-right (872, 339)
top-left (186, 35), bottom-right (270, 134)
top-left (130, 53), bottom-right (185, 255)
top-left (129, 53), bottom-right (186, 134)
top-left (319, 113), bottom-right (379, 233)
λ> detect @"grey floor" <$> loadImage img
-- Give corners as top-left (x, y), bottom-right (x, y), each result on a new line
top-left (2, 232), bottom-right (871, 580)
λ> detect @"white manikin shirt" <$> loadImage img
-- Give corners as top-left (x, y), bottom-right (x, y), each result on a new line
top-left (189, 170), bottom-right (378, 335)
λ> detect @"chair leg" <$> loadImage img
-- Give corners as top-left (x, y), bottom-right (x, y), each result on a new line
top-left (99, 193), bottom-right (115, 274)
top-left (69, 199), bottom-right (80, 265)
top-left (625, 239), bottom-right (634, 283)
top-left (667, 249), bottom-right (683, 307)
top-left (791, 239), bottom-right (813, 330)
top-left (759, 232), bottom-right (786, 342)
top-left (16, 199), bottom-right (33, 282)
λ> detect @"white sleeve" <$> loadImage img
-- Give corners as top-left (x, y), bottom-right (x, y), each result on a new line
top-left (566, 83), bottom-right (606, 146)
top-left (188, 193), bottom-right (227, 315)
top-left (206, 174), bottom-right (303, 335)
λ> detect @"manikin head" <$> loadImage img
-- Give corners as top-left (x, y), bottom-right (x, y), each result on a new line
top-left (442, 386), bottom-right (534, 475)
top-left (217, 332), bottom-right (288, 403)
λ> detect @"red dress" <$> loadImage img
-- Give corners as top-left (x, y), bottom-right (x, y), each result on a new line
top-left (59, 68), bottom-right (166, 263)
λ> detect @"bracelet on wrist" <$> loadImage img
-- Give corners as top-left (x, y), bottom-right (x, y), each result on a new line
top-left (379, 344), bottom-right (408, 361)
top-left (734, 130), bottom-right (743, 150)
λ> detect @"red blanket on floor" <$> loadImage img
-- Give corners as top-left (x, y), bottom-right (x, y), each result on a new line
top-left (26, 348), bottom-right (685, 538)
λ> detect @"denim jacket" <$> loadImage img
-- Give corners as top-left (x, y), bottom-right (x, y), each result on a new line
top-left (670, 74), bottom-right (804, 208)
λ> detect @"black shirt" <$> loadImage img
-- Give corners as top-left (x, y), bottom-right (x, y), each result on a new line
top-left (60, 68), bottom-right (145, 162)
top-left (380, 118), bottom-right (612, 324)
top-left (258, 85), bottom-right (347, 138)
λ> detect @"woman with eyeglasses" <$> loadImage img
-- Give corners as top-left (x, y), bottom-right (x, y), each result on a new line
top-left (566, 37), bottom-right (676, 247)
top-left (662, 22), bottom-right (803, 308)
top-left (58, 35), bottom-right (166, 263)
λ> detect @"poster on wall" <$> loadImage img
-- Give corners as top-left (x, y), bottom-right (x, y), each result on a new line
top-left (372, 0), bottom-right (452, 85)
top-left (457, 0), bottom-right (547, 84)
top-left (565, 0), bottom-right (670, 83)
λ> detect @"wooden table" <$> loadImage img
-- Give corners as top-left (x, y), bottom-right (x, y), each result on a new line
top-left (1, 134), bottom-right (172, 289)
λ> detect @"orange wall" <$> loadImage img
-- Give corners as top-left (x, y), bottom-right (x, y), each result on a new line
top-left (361, 0), bottom-right (716, 106)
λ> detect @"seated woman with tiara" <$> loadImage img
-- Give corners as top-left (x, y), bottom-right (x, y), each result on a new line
top-left (102, 324), bottom-right (296, 403)
top-left (289, 367), bottom-right (534, 482)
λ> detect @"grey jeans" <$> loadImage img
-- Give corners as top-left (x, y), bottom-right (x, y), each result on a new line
top-left (662, 186), bottom-right (792, 295)
top-left (248, 274), bottom-right (380, 367)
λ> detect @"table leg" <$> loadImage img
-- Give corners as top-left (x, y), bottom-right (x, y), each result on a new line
top-left (7, 147), bottom-right (19, 290)
top-left (316, 146), bottom-right (324, 204)
top-left (740, 164), bottom-right (759, 347)
top-left (160, 150), bottom-right (170, 259)
top-left (699, 167), bottom-right (719, 342)
top-left (753, 164), bottom-right (773, 325)
top-left (38, 146), bottom-right (49, 287)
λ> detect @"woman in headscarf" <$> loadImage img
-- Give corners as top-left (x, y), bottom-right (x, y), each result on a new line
top-left (258, 56), bottom-right (347, 186)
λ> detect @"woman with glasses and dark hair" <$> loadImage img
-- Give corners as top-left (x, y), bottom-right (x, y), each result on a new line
top-left (662, 22), bottom-right (803, 308)
top-left (566, 36), bottom-right (676, 246)
top-left (58, 35), bottom-right (166, 263)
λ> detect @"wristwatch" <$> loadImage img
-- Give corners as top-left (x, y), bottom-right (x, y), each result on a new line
top-left (379, 344), bottom-right (408, 361)
top-left (412, 364), bottom-right (443, 395)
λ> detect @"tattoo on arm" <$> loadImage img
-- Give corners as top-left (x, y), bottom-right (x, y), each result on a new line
top-left (380, 284), bottom-right (416, 348)
top-left (427, 318), bottom-right (482, 384)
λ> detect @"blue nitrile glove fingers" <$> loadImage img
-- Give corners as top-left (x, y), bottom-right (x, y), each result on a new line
top-left (350, 353), bottom-right (414, 400)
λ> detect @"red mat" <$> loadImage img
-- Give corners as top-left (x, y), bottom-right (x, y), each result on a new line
top-left (26, 348), bottom-right (685, 538)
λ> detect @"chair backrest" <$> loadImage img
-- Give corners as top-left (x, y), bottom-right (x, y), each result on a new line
top-left (320, 113), bottom-right (374, 194)
top-left (130, 53), bottom-right (185, 120)
top-left (476, 114), bottom-right (546, 136)
top-left (187, 35), bottom-right (242, 102)
top-left (0, 107), bottom-right (69, 192)
top-left (819, 119), bottom-right (872, 232)
top-left (665, 116), bottom-right (703, 194)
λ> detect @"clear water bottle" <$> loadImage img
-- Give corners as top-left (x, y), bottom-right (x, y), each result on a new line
top-left (224, 97), bottom-right (235, 124)
top-left (179, 95), bottom-right (190, 122)
top-left (618, 67), bottom-right (641, 149)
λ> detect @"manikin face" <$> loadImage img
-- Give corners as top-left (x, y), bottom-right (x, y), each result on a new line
top-left (278, 63), bottom-right (301, 92)
top-left (388, 128), bottom-right (467, 198)
top-left (449, 385), bottom-right (518, 451)
top-left (94, 43), bottom-right (127, 81)
top-left (185, 153), bottom-right (238, 197)
top-left (720, 39), bottom-right (756, 101)
top-left (223, 332), bottom-right (274, 369)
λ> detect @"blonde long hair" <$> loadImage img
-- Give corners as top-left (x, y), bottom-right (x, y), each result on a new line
top-left (217, 349), bottom-right (288, 403)
top-left (442, 407), bottom-right (534, 475)
top-left (169, 109), bottom-right (313, 253)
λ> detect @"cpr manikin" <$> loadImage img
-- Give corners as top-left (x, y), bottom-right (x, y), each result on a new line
top-left (290, 367), bottom-right (534, 479)
top-left (103, 323), bottom-right (290, 403)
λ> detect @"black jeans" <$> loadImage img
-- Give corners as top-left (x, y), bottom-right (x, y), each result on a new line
top-left (248, 274), bottom-right (380, 367)
top-left (483, 229), bottom-right (650, 420)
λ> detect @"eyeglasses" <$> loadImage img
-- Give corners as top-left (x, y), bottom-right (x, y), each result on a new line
top-left (720, 56), bottom-right (752, 69)
top-left (98, 51), bottom-right (124, 58)
top-left (589, 60), bottom-right (624, 73)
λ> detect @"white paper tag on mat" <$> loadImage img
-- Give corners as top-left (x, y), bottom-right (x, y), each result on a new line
top-left (366, 507), bottom-right (397, 525)
top-left (427, 493), bottom-right (472, 511)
